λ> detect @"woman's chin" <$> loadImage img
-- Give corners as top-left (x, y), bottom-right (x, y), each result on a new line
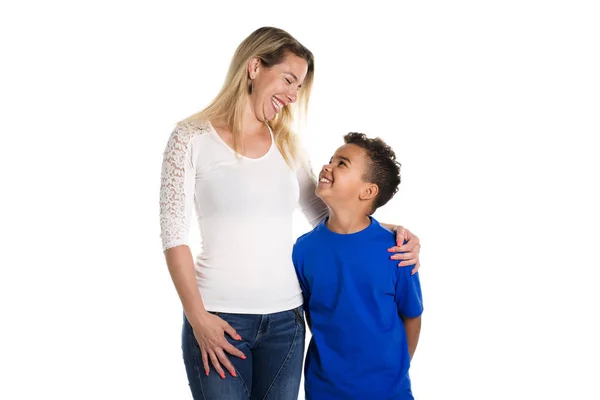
top-left (264, 110), bottom-right (277, 122)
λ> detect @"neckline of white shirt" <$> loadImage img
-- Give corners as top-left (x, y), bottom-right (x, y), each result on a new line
top-left (207, 120), bottom-right (275, 161)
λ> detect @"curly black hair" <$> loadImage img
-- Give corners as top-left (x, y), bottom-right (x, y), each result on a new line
top-left (344, 132), bottom-right (401, 213)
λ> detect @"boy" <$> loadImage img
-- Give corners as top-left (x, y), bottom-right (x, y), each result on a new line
top-left (293, 133), bottom-right (423, 400)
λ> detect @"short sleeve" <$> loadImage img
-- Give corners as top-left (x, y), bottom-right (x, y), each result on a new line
top-left (295, 147), bottom-right (329, 227)
top-left (159, 122), bottom-right (203, 251)
top-left (395, 268), bottom-right (424, 319)
top-left (292, 244), bottom-right (311, 306)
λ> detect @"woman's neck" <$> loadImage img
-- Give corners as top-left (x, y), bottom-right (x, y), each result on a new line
top-left (241, 103), bottom-right (268, 136)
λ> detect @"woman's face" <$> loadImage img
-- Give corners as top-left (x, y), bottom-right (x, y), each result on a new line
top-left (248, 53), bottom-right (308, 122)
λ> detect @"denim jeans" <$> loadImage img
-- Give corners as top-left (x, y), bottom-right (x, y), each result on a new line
top-left (182, 305), bottom-right (305, 400)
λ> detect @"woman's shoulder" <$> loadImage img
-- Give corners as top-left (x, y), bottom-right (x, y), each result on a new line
top-left (163, 118), bottom-right (213, 159)
top-left (171, 117), bottom-right (212, 140)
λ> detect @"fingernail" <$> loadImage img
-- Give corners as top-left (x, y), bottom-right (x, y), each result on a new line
top-left (205, 370), bottom-right (209, 376)
top-left (237, 335), bottom-right (242, 340)
top-left (220, 373), bottom-right (225, 379)
top-left (241, 355), bottom-right (247, 360)
top-left (232, 371), bottom-right (237, 377)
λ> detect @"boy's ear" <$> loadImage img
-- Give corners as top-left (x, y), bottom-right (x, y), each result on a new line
top-left (359, 183), bottom-right (379, 201)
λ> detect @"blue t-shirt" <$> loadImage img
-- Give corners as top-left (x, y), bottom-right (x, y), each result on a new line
top-left (292, 217), bottom-right (423, 400)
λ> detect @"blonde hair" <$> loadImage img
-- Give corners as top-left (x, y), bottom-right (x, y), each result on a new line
top-left (182, 27), bottom-right (315, 166)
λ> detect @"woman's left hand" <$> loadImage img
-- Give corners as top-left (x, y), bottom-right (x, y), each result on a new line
top-left (388, 226), bottom-right (421, 274)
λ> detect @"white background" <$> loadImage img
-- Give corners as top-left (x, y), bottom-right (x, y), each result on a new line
top-left (1, 0), bottom-right (599, 399)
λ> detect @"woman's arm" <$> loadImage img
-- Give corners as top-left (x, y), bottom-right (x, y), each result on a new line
top-left (160, 124), bottom-right (209, 324)
top-left (160, 123), bottom-right (245, 378)
top-left (163, 245), bottom-right (244, 377)
top-left (163, 246), bottom-right (209, 333)
top-left (296, 151), bottom-right (329, 227)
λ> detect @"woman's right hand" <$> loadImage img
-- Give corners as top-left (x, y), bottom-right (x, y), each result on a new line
top-left (192, 312), bottom-right (246, 378)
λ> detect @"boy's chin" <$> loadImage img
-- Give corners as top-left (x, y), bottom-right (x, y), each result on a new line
top-left (315, 188), bottom-right (332, 205)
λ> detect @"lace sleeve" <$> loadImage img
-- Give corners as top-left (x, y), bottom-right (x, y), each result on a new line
top-left (296, 148), bottom-right (329, 227)
top-left (159, 122), bottom-right (206, 251)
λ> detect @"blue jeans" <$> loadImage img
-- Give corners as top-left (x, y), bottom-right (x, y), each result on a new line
top-left (182, 305), bottom-right (306, 400)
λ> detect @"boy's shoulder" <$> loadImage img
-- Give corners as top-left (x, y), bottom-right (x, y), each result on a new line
top-left (293, 224), bottom-right (324, 254)
top-left (365, 219), bottom-right (398, 252)
top-left (292, 226), bottom-right (322, 266)
top-left (373, 220), bottom-right (396, 240)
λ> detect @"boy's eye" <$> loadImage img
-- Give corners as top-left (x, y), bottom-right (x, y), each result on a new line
top-left (338, 161), bottom-right (346, 167)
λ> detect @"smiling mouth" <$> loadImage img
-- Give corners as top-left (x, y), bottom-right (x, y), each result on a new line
top-left (319, 177), bottom-right (332, 184)
top-left (271, 96), bottom-right (284, 113)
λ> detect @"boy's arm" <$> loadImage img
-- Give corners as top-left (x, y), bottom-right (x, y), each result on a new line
top-left (402, 315), bottom-right (421, 360)
top-left (292, 245), bottom-right (312, 331)
top-left (395, 266), bottom-right (424, 360)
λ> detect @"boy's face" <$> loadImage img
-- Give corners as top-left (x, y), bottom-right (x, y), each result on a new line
top-left (316, 143), bottom-right (375, 206)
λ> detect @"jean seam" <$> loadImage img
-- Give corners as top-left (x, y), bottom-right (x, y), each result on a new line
top-left (235, 364), bottom-right (251, 397)
top-left (261, 316), bottom-right (302, 399)
top-left (189, 328), bottom-right (208, 400)
top-left (219, 314), bottom-right (251, 398)
top-left (292, 307), bottom-right (302, 325)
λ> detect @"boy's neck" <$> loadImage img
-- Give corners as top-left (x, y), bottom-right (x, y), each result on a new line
top-left (326, 207), bottom-right (372, 234)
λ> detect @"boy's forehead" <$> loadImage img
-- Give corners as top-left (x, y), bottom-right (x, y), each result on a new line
top-left (332, 143), bottom-right (367, 161)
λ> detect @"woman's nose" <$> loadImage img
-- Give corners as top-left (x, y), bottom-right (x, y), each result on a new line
top-left (287, 91), bottom-right (297, 104)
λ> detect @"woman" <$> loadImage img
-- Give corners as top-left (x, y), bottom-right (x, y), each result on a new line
top-left (159, 26), bottom-right (421, 400)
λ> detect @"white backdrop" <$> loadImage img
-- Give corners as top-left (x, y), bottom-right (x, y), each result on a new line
top-left (1, 1), bottom-right (599, 399)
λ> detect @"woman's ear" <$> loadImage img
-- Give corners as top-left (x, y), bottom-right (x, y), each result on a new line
top-left (248, 57), bottom-right (260, 79)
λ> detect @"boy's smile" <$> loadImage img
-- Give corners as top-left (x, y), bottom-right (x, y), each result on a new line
top-left (318, 174), bottom-right (333, 185)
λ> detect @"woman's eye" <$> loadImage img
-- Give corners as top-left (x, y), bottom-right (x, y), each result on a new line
top-left (285, 78), bottom-right (291, 84)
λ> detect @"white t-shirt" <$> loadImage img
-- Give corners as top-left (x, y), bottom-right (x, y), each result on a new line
top-left (159, 119), bottom-right (328, 314)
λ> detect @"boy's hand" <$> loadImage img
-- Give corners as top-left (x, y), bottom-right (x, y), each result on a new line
top-left (388, 226), bottom-right (421, 274)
